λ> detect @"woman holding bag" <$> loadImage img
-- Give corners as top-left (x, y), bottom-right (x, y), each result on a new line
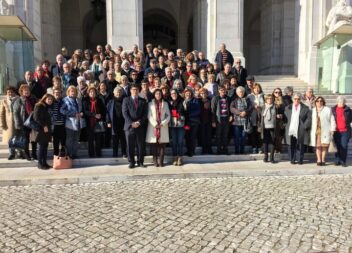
top-left (82, 86), bottom-right (106, 158)
top-left (33, 94), bottom-right (54, 169)
top-left (310, 96), bottom-right (336, 166)
top-left (146, 89), bottom-right (170, 167)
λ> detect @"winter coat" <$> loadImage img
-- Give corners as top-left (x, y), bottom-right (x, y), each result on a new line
top-left (0, 97), bottom-right (17, 143)
top-left (247, 93), bottom-right (265, 126)
top-left (106, 97), bottom-right (125, 135)
top-left (60, 96), bottom-right (84, 131)
top-left (331, 105), bottom-right (352, 138)
top-left (145, 99), bottom-right (170, 143)
top-left (168, 97), bottom-right (185, 128)
top-left (310, 106), bottom-right (336, 147)
top-left (284, 103), bottom-right (312, 145)
top-left (33, 103), bottom-right (52, 144)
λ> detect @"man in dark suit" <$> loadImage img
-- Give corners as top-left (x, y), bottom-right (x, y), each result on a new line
top-left (284, 93), bottom-right (312, 165)
top-left (122, 84), bottom-right (148, 168)
top-left (233, 58), bottom-right (248, 86)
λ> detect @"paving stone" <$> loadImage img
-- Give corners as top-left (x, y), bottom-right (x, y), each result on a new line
top-left (0, 175), bottom-right (351, 252)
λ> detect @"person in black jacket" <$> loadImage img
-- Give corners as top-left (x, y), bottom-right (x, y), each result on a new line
top-left (82, 86), bottom-right (106, 157)
top-left (33, 94), bottom-right (54, 169)
top-left (183, 88), bottom-right (201, 157)
top-left (98, 82), bottom-right (113, 148)
top-left (106, 86), bottom-right (126, 158)
top-left (199, 88), bottom-right (213, 154)
top-left (122, 84), bottom-right (148, 168)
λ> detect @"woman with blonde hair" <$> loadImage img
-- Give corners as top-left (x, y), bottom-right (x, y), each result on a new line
top-left (60, 85), bottom-right (84, 159)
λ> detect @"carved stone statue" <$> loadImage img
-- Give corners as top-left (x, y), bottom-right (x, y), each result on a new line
top-left (0, 0), bottom-right (9, 15)
top-left (326, 0), bottom-right (352, 34)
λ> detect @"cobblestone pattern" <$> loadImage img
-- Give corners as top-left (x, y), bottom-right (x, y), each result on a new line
top-left (0, 175), bottom-right (352, 253)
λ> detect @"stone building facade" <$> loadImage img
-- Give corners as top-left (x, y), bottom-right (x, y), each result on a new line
top-left (0, 0), bottom-right (349, 87)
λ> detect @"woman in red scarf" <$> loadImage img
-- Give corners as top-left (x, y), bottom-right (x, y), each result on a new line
top-left (82, 86), bottom-right (106, 157)
top-left (145, 89), bottom-right (171, 167)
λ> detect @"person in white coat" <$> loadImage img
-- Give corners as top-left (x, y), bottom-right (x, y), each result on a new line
top-left (310, 96), bottom-right (336, 166)
top-left (145, 89), bottom-right (170, 167)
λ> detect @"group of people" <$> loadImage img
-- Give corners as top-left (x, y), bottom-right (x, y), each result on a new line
top-left (0, 43), bottom-right (351, 169)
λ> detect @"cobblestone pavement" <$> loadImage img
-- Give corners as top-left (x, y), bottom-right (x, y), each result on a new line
top-left (1, 175), bottom-right (352, 253)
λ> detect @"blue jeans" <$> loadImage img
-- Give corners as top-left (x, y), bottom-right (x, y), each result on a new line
top-left (233, 125), bottom-right (246, 153)
top-left (170, 127), bottom-right (185, 156)
top-left (334, 131), bottom-right (349, 164)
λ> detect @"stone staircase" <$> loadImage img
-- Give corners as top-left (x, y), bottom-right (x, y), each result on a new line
top-left (1, 75), bottom-right (352, 169)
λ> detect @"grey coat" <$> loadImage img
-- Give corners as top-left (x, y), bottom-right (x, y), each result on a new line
top-left (284, 103), bottom-right (312, 145)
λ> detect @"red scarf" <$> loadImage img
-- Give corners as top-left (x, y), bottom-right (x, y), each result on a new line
top-left (154, 100), bottom-right (162, 143)
top-left (90, 98), bottom-right (98, 127)
top-left (24, 96), bottom-right (32, 115)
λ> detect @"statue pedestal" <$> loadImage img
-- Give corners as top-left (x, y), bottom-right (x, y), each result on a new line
top-left (315, 25), bottom-right (352, 94)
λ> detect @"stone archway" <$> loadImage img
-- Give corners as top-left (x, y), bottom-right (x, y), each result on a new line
top-left (143, 9), bottom-right (178, 51)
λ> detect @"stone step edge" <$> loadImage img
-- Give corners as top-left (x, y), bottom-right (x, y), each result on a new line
top-left (1, 166), bottom-right (351, 187)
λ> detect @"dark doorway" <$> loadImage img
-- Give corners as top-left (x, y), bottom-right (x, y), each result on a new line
top-left (143, 10), bottom-right (178, 51)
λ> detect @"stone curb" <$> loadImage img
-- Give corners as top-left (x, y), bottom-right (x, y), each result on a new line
top-left (0, 167), bottom-right (351, 187)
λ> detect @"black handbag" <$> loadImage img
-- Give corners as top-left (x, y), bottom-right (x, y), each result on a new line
top-left (8, 135), bottom-right (26, 150)
top-left (24, 113), bottom-right (41, 131)
top-left (94, 121), bottom-right (106, 133)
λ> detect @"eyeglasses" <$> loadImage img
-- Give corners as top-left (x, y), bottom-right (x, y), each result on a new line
top-left (274, 91), bottom-right (281, 94)
top-left (236, 62), bottom-right (241, 64)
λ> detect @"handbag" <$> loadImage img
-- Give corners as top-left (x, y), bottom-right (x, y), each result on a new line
top-left (24, 113), bottom-right (41, 131)
top-left (94, 121), bottom-right (106, 133)
top-left (8, 134), bottom-right (26, 150)
top-left (53, 147), bottom-right (73, 169)
top-left (328, 139), bottom-right (337, 153)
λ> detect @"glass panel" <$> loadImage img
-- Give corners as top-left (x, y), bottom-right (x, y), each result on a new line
top-left (317, 36), bottom-right (334, 94)
top-left (0, 38), bottom-right (7, 94)
top-left (336, 34), bottom-right (352, 93)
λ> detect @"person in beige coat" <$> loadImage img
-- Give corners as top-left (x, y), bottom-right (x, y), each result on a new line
top-left (146, 89), bottom-right (170, 167)
top-left (0, 87), bottom-right (18, 159)
top-left (310, 96), bottom-right (336, 166)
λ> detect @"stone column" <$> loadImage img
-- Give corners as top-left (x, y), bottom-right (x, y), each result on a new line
top-left (106, 0), bottom-right (143, 50)
top-left (210, 0), bottom-right (245, 65)
top-left (207, 0), bottom-right (216, 61)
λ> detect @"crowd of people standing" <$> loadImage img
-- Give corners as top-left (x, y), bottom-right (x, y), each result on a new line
top-left (0, 43), bottom-right (351, 169)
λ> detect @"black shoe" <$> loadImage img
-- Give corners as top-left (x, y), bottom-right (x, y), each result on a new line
top-left (270, 159), bottom-right (277, 164)
top-left (8, 155), bottom-right (15, 160)
top-left (263, 158), bottom-right (269, 163)
top-left (44, 163), bottom-right (52, 169)
top-left (298, 161), bottom-right (303, 165)
top-left (138, 163), bottom-right (146, 168)
top-left (321, 162), bottom-right (326, 166)
top-left (128, 163), bottom-right (135, 169)
top-left (290, 161), bottom-right (296, 165)
top-left (335, 161), bottom-right (341, 166)
top-left (342, 163), bottom-right (348, 167)
top-left (123, 154), bottom-right (127, 158)
top-left (317, 162), bottom-right (322, 166)
top-left (31, 155), bottom-right (38, 161)
top-left (37, 164), bottom-right (49, 170)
